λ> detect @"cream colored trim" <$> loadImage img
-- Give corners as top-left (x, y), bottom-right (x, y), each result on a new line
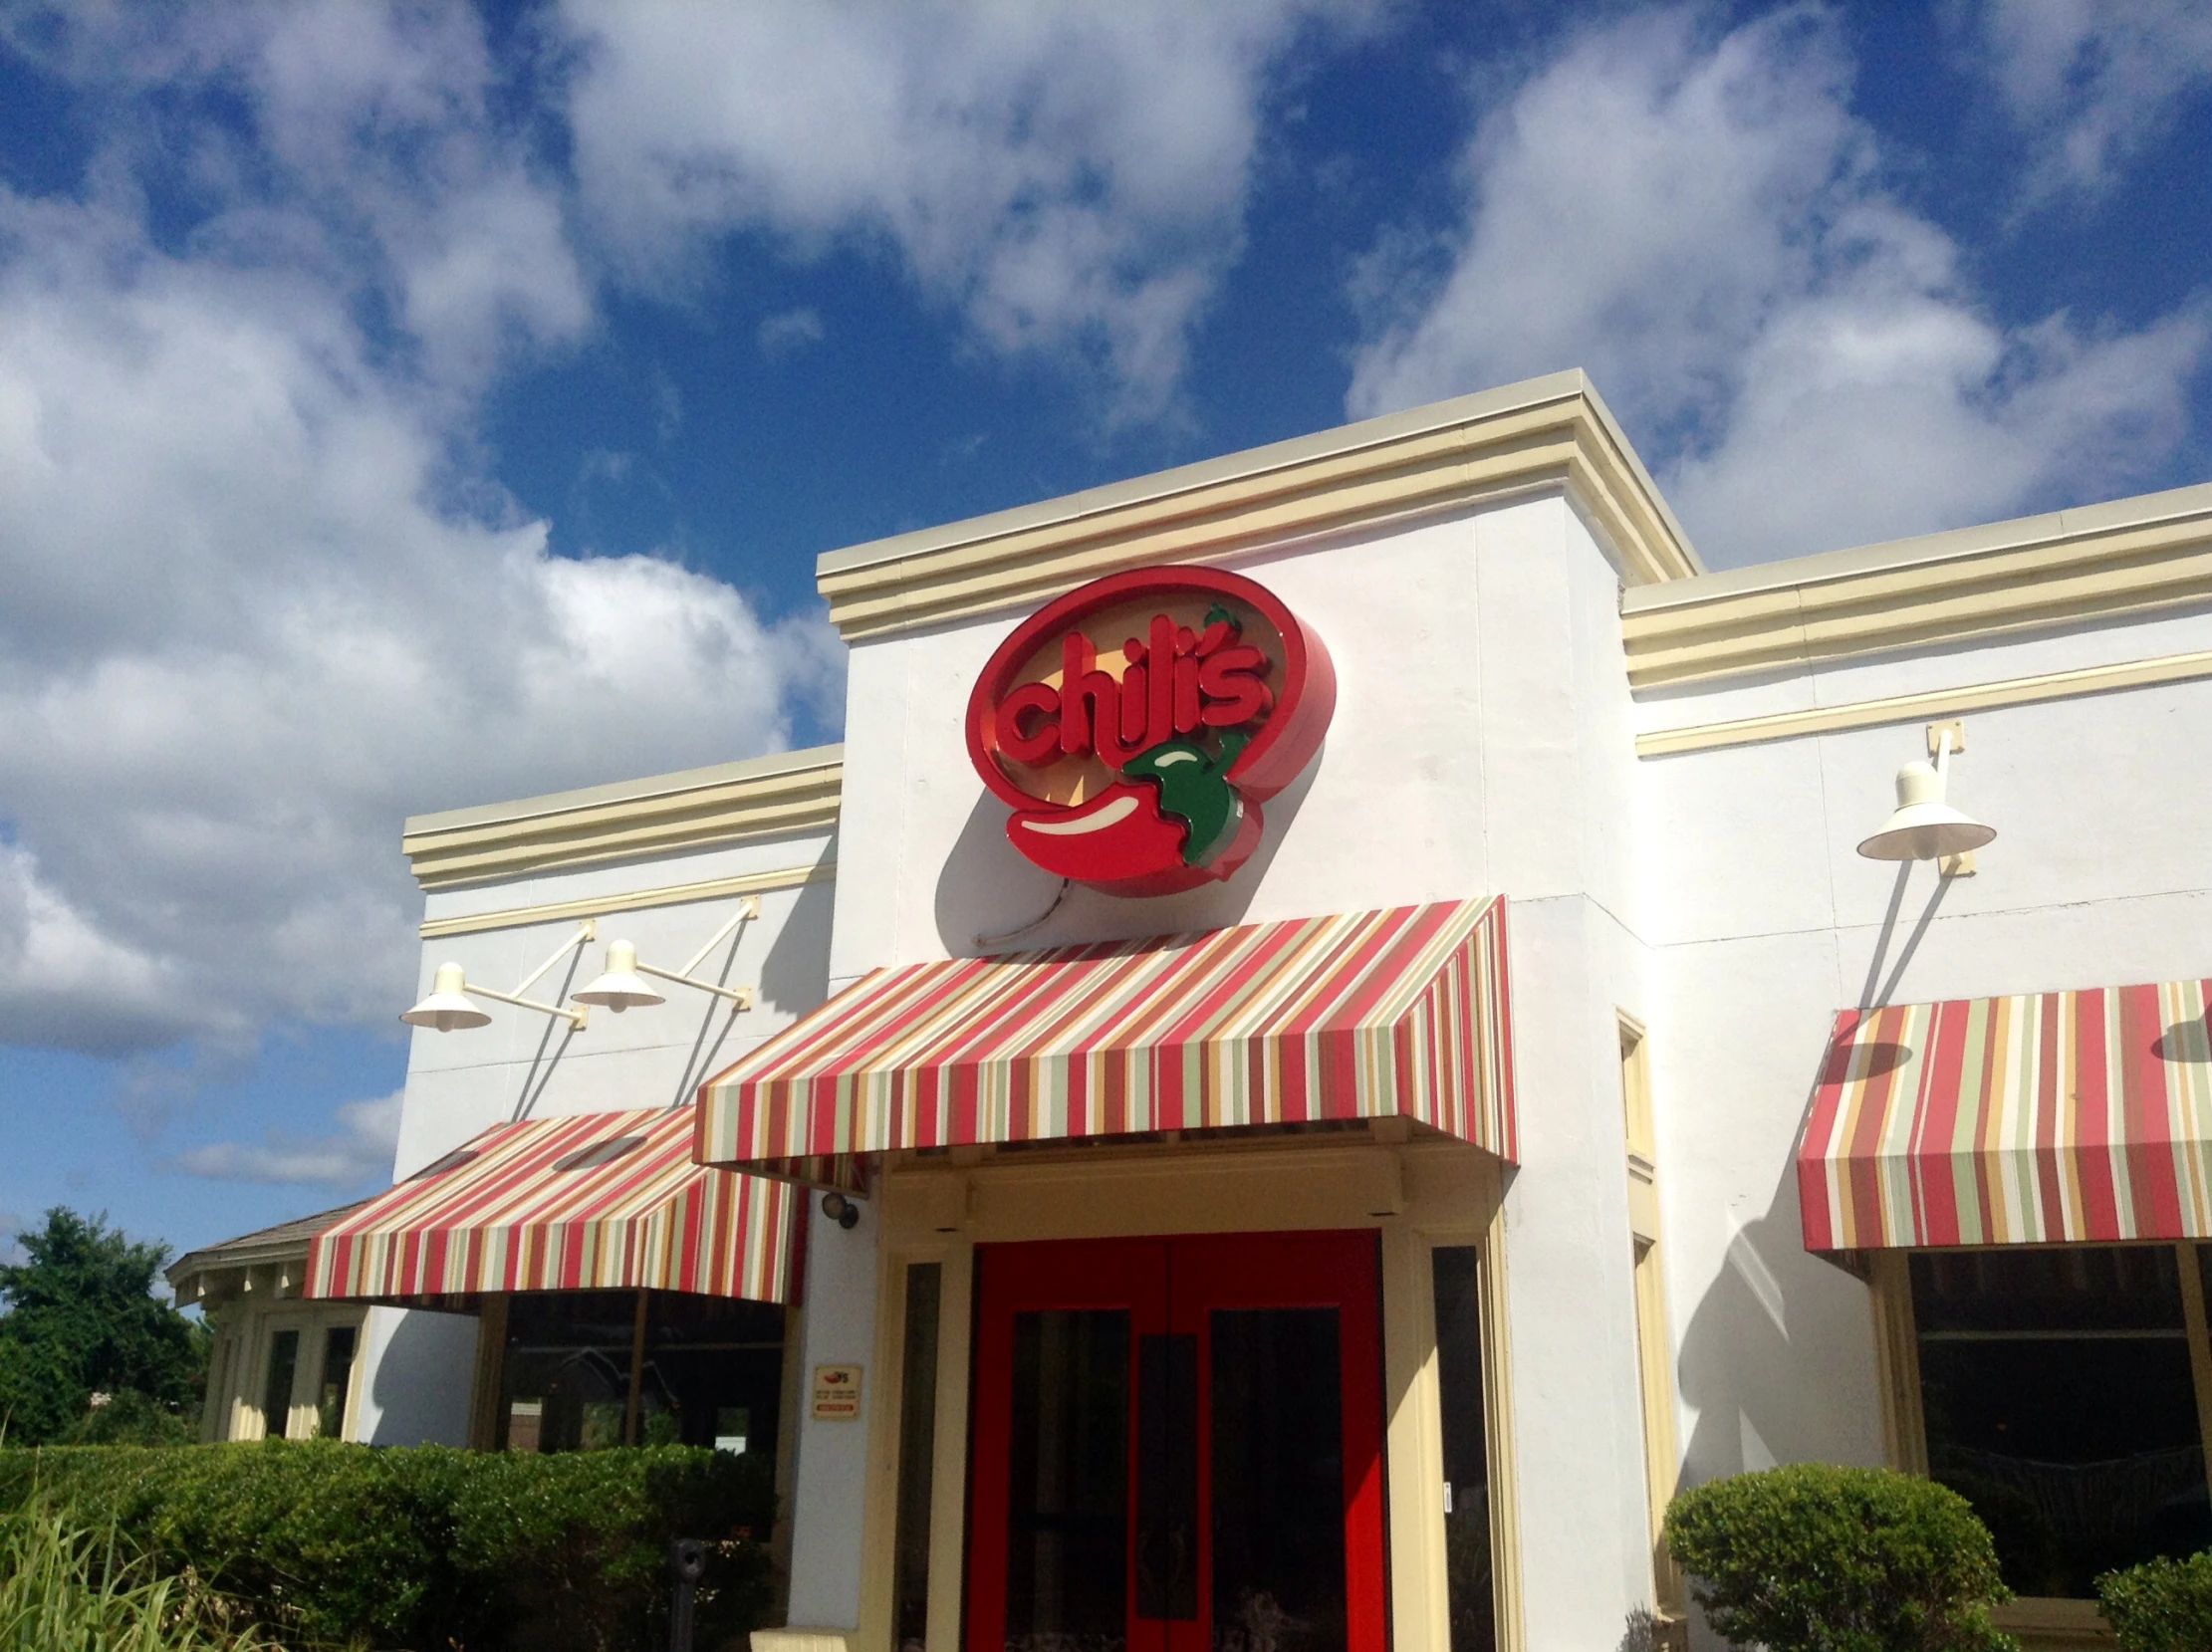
top-left (1866, 1252), bottom-right (1928, 1476)
top-left (1990, 1596), bottom-right (2116, 1651)
top-left (857, 1252), bottom-right (910, 1652)
top-left (814, 372), bottom-right (1699, 640)
top-left (1384, 1226), bottom-right (1450, 1652)
top-left (923, 1244), bottom-right (974, 1652)
top-left (2177, 1243), bottom-right (2212, 1516)
top-left (402, 748), bottom-right (842, 891)
top-left (468, 1297), bottom-right (507, 1452)
top-left (873, 1130), bottom-right (1512, 1652)
top-left (1620, 483), bottom-right (2212, 689)
top-left (1636, 645), bottom-right (2212, 756)
top-left (419, 859), bottom-right (837, 939)
top-left (1477, 1203), bottom-right (1525, 1652)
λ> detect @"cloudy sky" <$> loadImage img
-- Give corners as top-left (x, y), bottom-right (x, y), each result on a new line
top-left (1, 0), bottom-right (2207, 1265)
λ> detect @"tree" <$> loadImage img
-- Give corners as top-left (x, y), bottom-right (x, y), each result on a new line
top-left (0, 1208), bottom-right (205, 1444)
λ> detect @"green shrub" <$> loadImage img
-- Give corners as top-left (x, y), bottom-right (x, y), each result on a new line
top-left (0, 1504), bottom-right (269, 1651)
top-left (61, 1391), bottom-right (196, 1448)
top-left (1663, 1463), bottom-right (2017, 1652)
top-left (2097, 1551), bottom-right (2212, 1652)
top-left (0, 1441), bottom-right (776, 1652)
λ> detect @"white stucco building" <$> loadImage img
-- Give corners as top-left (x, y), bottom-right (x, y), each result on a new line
top-left (172, 371), bottom-right (2212, 1652)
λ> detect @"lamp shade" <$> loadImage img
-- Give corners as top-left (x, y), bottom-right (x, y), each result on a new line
top-left (574, 940), bottom-right (666, 1013)
top-left (402, 962), bottom-right (493, 1031)
top-left (1856, 760), bottom-right (1997, 861)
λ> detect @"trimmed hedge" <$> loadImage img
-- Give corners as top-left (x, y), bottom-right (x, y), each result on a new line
top-left (2097, 1551), bottom-right (2212, 1652)
top-left (0, 1441), bottom-right (776, 1652)
top-left (1664, 1463), bottom-right (2016, 1652)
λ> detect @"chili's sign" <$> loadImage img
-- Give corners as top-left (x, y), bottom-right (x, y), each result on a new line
top-left (965, 567), bottom-right (1335, 896)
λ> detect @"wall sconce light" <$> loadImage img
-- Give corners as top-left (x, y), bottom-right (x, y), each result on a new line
top-left (402, 921), bottom-right (596, 1033)
top-left (822, 1191), bottom-right (860, 1231)
top-left (1856, 725), bottom-right (1996, 863)
top-left (574, 895), bottom-right (760, 1014)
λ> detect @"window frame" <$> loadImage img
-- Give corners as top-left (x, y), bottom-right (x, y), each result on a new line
top-left (1868, 1239), bottom-right (2212, 1611)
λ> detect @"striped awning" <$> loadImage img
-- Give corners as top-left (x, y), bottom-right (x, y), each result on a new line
top-left (306, 1105), bottom-right (801, 1304)
top-left (695, 897), bottom-right (1514, 1190)
top-left (1798, 980), bottom-right (2212, 1251)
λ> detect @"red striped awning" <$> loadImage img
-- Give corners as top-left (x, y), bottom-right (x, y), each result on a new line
top-left (306, 1105), bottom-right (801, 1304)
top-left (695, 898), bottom-right (1514, 1189)
top-left (1798, 980), bottom-right (2212, 1251)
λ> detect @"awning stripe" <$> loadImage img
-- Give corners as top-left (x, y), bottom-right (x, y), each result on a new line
top-left (696, 898), bottom-right (1513, 1187)
top-left (305, 1105), bottom-right (800, 1303)
top-left (1797, 979), bottom-right (2212, 1249)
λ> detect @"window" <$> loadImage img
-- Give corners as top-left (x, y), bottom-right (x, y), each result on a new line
top-left (1618, 1017), bottom-right (1684, 1624)
top-left (892, 1263), bottom-right (943, 1652)
top-left (260, 1328), bottom-right (301, 1440)
top-left (1907, 1244), bottom-right (2212, 1598)
top-left (1433, 1245), bottom-right (1495, 1652)
top-left (494, 1290), bottom-right (787, 1465)
top-left (317, 1324), bottom-right (358, 1440)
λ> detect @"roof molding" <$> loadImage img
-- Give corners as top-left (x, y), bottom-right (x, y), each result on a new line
top-left (402, 745), bottom-right (844, 891)
top-left (1620, 482), bottom-right (2212, 689)
top-left (815, 371), bottom-right (1702, 641)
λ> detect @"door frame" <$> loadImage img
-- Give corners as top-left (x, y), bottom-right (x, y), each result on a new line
top-left (854, 1127), bottom-right (1523, 1652)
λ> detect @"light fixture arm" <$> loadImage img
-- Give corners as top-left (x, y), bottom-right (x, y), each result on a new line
top-left (468, 919), bottom-right (595, 1029)
top-left (677, 895), bottom-right (759, 976)
top-left (1933, 726), bottom-right (1952, 789)
top-left (464, 980), bottom-right (589, 1030)
top-left (635, 959), bottom-right (753, 1010)
top-left (510, 920), bottom-right (597, 997)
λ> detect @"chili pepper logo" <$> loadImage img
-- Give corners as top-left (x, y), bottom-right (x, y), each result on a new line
top-left (969, 568), bottom-right (1335, 898)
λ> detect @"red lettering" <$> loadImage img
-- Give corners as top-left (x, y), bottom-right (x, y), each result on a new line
top-left (995, 681), bottom-right (1061, 765)
top-left (1173, 651), bottom-right (1202, 734)
top-left (1198, 645), bottom-right (1272, 726)
top-left (1058, 632), bottom-right (1138, 765)
top-left (1118, 655), bottom-right (1149, 745)
top-left (1146, 615), bottom-right (1175, 748)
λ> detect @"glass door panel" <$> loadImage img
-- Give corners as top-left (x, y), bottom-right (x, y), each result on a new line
top-left (1005, 1308), bottom-right (1133, 1652)
top-left (1206, 1307), bottom-right (1347, 1652)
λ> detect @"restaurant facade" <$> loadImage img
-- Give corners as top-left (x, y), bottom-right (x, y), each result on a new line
top-left (172, 371), bottom-right (2212, 1651)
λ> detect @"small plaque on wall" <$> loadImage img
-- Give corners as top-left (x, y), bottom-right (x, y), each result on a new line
top-left (811, 1364), bottom-right (861, 1421)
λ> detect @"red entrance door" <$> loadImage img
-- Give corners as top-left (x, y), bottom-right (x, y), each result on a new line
top-left (967, 1231), bottom-right (1385, 1652)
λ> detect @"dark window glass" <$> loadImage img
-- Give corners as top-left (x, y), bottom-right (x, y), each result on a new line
top-left (261, 1328), bottom-right (300, 1440)
top-left (637, 1292), bottom-right (788, 1466)
top-left (893, 1263), bottom-right (942, 1652)
top-left (1004, 1308), bottom-right (1130, 1652)
top-left (1914, 1247), bottom-right (2210, 1597)
top-left (1433, 1247), bottom-right (1495, 1652)
top-left (497, 1290), bottom-right (786, 1467)
top-left (1208, 1307), bottom-right (1347, 1652)
top-left (317, 1324), bottom-right (358, 1440)
top-left (500, 1291), bottom-right (636, 1452)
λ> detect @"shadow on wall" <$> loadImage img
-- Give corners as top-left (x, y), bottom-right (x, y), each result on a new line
top-left (932, 745), bottom-right (1327, 955)
top-left (663, 857), bottom-right (838, 1104)
top-left (364, 1307), bottom-right (480, 1446)
top-left (1674, 1157), bottom-right (1882, 1495)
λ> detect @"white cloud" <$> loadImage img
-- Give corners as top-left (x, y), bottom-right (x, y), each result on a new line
top-left (1346, 6), bottom-right (2210, 567)
top-left (0, 141), bottom-right (838, 1061)
top-left (758, 307), bottom-right (826, 357)
top-left (1974, 0), bottom-right (2212, 196)
top-left (559, 0), bottom-right (1372, 420)
top-left (172, 1090), bottom-right (402, 1187)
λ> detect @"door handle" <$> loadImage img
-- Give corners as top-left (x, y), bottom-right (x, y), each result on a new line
top-left (1135, 1332), bottom-right (1197, 1620)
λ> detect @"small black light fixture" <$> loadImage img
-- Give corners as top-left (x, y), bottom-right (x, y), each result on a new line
top-left (822, 1191), bottom-right (860, 1231)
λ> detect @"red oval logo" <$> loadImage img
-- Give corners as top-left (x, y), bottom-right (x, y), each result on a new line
top-left (965, 566), bottom-right (1335, 896)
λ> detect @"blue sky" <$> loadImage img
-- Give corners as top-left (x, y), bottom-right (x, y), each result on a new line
top-left (1, 0), bottom-right (2208, 1269)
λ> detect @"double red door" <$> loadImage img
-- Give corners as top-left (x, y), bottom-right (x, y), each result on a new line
top-left (967, 1232), bottom-right (1385, 1652)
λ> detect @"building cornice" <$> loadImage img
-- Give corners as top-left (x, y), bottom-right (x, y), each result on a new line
top-left (401, 745), bottom-right (844, 891)
top-left (1620, 483), bottom-right (2212, 689)
top-left (815, 371), bottom-right (1703, 641)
